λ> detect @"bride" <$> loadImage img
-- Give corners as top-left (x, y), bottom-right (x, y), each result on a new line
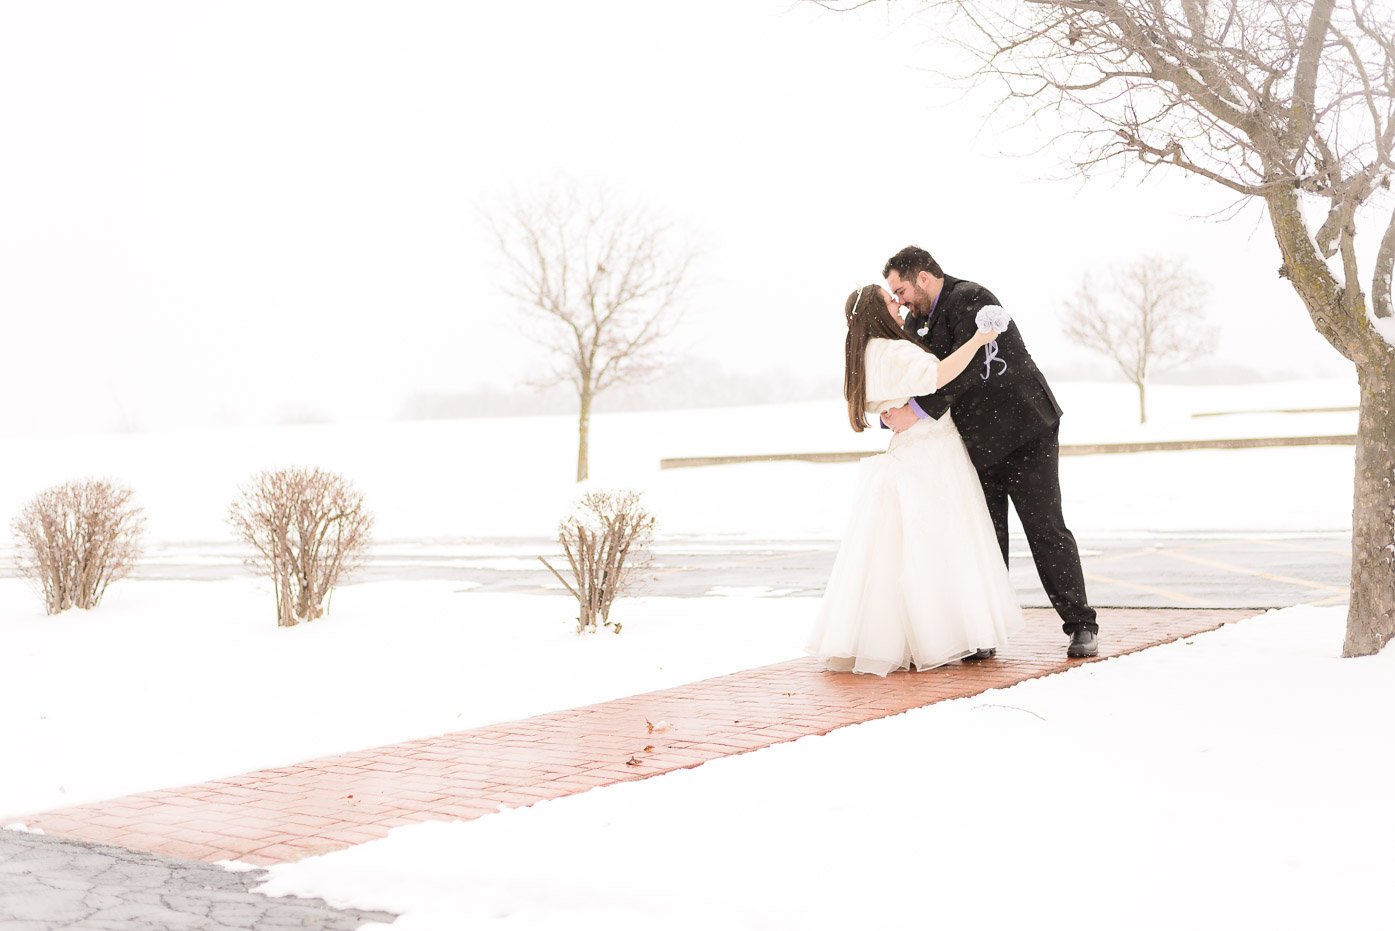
top-left (805, 284), bottom-right (1024, 676)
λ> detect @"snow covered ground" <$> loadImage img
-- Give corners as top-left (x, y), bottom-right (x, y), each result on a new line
top-left (0, 580), bottom-right (810, 817)
top-left (2, 379), bottom-right (1383, 929)
top-left (258, 604), bottom-right (1393, 931)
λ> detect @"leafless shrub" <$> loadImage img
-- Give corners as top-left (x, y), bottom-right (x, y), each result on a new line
top-left (540, 490), bottom-right (655, 634)
top-left (227, 467), bottom-right (374, 627)
top-left (10, 478), bottom-right (145, 614)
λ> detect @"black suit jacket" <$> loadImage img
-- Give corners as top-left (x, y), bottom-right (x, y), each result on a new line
top-left (904, 275), bottom-right (1063, 471)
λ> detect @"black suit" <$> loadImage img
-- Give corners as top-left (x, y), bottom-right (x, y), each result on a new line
top-left (903, 275), bottom-right (1097, 635)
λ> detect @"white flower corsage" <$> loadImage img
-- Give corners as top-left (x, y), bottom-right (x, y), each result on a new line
top-left (975, 305), bottom-right (1011, 334)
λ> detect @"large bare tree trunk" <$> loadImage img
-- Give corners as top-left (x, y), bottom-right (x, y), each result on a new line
top-left (577, 387), bottom-right (592, 482)
top-left (1266, 185), bottom-right (1395, 656)
top-left (1345, 355), bottom-right (1395, 656)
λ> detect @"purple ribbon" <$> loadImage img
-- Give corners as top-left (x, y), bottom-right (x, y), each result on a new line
top-left (982, 340), bottom-right (1007, 380)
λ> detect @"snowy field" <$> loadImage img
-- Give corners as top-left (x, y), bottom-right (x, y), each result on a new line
top-left (0, 378), bottom-right (1359, 547)
top-left (2, 378), bottom-right (1384, 929)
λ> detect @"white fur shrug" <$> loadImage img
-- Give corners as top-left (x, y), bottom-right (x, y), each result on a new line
top-left (863, 337), bottom-right (940, 416)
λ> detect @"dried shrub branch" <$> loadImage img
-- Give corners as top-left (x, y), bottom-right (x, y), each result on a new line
top-left (541, 490), bottom-right (655, 634)
top-left (227, 467), bottom-right (374, 627)
top-left (10, 478), bottom-right (146, 614)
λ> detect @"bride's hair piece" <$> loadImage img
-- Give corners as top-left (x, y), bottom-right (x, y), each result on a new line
top-left (849, 285), bottom-right (866, 314)
top-left (843, 285), bottom-right (916, 433)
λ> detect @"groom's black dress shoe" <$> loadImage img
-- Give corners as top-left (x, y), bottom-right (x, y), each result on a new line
top-left (1067, 629), bottom-right (1099, 658)
top-left (963, 648), bottom-right (997, 661)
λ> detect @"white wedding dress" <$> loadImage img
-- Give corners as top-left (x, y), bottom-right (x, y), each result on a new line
top-left (805, 338), bottom-right (1024, 676)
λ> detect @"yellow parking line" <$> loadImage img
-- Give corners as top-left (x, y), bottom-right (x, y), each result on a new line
top-left (1081, 571), bottom-right (1209, 606)
top-left (1086, 538), bottom-right (1272, 566)
top-left (1157, 550), bottom-right (1347, 592)
top-left (1300, 592), bottom-right (1351, 606)
top-left (1250, 538), bottom-right (1350, 557)
top-left (1086, 549), bottom-right (1153, 566)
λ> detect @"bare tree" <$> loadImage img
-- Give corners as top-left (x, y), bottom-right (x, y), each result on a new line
top-left (228, 467), bottom-right (374, 627)
top-left (10, 478), bottom-right (145, 614)
top-left (539, 490), bottom-right (655, 634)
top-left (1063, 258), bottom-right (1216, 422)
top-left (810, 0), bottom-right (1395, 657)
top-left (492, 183), bottom-right (692, 481)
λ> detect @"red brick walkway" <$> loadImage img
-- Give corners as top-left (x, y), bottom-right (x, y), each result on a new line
top-left (21, 607), bottom-right (1257, 865)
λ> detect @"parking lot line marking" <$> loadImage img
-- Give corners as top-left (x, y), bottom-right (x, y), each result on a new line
top-left (1082, 538), bottom-right (1261, 567)
top-left (1300, 592), bottom-right (1351, 606)
top-left (1081, 571), bottom-right (1209, 606)
top-left (1250, 537), bottom-right (1350, 556)
top-left (1082, 548), bottom-right (1154, 566)
top-left (1156, 550), bottom-right (1347, 592)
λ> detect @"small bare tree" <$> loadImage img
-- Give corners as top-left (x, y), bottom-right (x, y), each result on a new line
top-left (808, 0), bottom-right (1395, 657)
top-left (1062, 258), bottom-right (1216, 423)
top-left (228, 467), bottom-right (373, 627)
top-left (492, 183), bottom-right (693, 482)
top-left (10, 478), bottom-right (145, 614)
top-left (539, 490), bottom-right (655, 634)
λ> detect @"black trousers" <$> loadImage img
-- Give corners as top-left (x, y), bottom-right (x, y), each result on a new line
top-left (977, 424), bottom-right (1097, 635)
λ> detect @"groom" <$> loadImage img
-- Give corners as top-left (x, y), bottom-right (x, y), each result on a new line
top-left (881, 245), bottom-right (1098, 658)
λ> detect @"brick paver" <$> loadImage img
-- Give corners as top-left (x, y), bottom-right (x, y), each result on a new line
top-left (20, 607), bottom-right (1257, 865)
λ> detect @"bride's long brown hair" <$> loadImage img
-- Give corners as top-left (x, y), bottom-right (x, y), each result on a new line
top-left (844, 285), bottom-right (917, 432)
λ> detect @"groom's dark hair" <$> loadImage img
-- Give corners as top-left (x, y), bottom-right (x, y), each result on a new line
top-left (883, 246), bottom-right (943, 281)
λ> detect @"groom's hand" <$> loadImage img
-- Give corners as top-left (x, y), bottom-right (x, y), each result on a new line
top-left (881, 404), bottom-right (919, 433)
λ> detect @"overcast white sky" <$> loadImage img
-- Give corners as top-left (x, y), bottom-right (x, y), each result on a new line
top-left (0, 0), bottom-right (1355, 434)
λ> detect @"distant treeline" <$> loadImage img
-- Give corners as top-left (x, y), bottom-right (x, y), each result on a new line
top-left (399, 360), bottom-right (842, 420)
top-left (399, 357), bottom-right (1320, 421)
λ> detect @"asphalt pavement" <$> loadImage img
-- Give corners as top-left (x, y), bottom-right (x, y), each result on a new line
top-left (73, 531), bottom-right (1351, 610)
top-left (0, 830), bottom-right (393, 930)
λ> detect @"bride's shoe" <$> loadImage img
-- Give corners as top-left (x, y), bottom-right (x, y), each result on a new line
top-left (963, 648), bottom-right (997, 660)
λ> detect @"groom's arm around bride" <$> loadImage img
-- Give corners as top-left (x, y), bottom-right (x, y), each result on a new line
top-left (882, 245), bottom-right (1099, 657)
top-left (887, 271), bottom-right (1061, 470)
